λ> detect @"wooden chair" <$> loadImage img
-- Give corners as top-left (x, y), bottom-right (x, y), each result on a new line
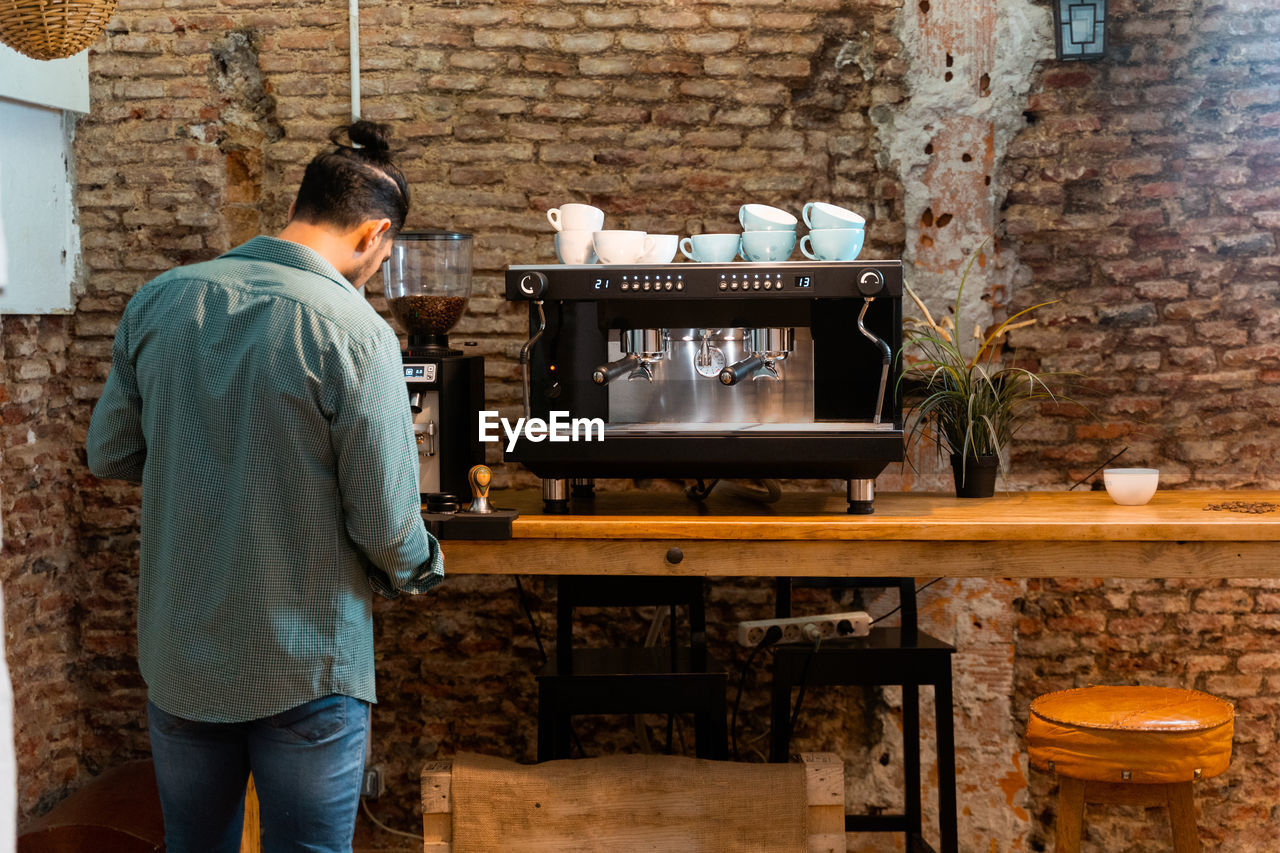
top-left (1027, 685), bottom-right (1234, 852)
top-left (422, 751), bottom-right (845, 853)
top-left (240, 776), bottom-right (260, 853)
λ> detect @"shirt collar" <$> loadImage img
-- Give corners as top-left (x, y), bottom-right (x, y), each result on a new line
top-left (223, 236), bottom-right (357, 293)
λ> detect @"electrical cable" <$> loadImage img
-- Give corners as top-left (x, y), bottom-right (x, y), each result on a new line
top-left (360, 798), bottom-right (421, 840)
top-left (785, 634), bottom-right (822, 745)
top-left (731, 625), bottom-right (782, 761)
top-left (685, 478), bottom-right (719, 501)
top-left (869, 577), bottom-right (945, 626)
top-left (513, 575), bottom-right (548, 666)
top-left (1069, 446), bottom-right (1128, 491)
top-left (781, 578), bottom-right (947, 745)
top-left (514, 575), bottom-right (585, 757)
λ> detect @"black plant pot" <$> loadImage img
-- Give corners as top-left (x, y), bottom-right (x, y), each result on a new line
top-left (950, 453), bottom-right (999, 498)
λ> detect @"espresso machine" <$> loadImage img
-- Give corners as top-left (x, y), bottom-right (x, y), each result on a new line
top-left (503, 260), bottom-right (903, 513)
top-left (384, 230), bottom-right (485, 501)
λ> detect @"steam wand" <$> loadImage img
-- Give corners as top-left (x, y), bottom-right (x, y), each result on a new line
top-left (857, 298), bottom-right (891, 425)
top-left (519, 299), bottom-right (546, 419)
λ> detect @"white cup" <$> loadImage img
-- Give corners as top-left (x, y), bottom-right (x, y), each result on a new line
top-left (1103, 468), bottom-right (1159, 506)
top-left (547, 203), bottom-right (605, 233)
top-left (802, 201), bottom-right (866, 230)
top-left (638, 234), bottom-right (679, 263)
top-left (555, 230), bottom-right (597, 265)
top-left (593, 230), bottom-right (655, 265)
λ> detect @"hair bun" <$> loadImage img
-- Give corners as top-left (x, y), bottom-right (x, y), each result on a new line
top-left (332, 121), bottom-right (393, 159)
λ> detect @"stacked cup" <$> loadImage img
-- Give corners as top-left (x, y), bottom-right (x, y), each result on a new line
top-left (548, 203), bottom-right (678, 265)
top-left (737, 204), bottom-right (797, 262)
top-left (548, 204), bottom-right (605, 264)
top-left (799, 202), bottom-right (865, 261)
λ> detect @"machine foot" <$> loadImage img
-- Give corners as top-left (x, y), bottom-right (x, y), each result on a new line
top-left (847, 479), bottom-right (875, 514)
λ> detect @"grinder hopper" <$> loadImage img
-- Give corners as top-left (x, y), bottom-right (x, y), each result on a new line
top-left (384, 230), bottom-right (473, 355)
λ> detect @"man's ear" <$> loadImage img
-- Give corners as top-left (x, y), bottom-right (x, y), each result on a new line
top-left (355, 219), bottom-right (393, 253)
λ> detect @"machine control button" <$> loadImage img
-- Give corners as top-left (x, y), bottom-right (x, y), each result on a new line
top-left (676, 281), bottom-right (684, 291)
top-left (719, 282), bottom-right (728, 291)
top-left (664, 281), bottom-right (673, 290)
top-left (858, 268), bottom-right (885, 296)
top-left (518, 270), bottom-right (548, 298)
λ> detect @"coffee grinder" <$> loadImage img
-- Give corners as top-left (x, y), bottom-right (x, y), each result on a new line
top-left (384, 230), bottom-right (485, 502)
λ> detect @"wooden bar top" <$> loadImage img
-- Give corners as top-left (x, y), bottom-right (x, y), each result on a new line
top-left (438, 490), bottom-right (1280, 578)
top-left (487, 489), bottom-right (1280, 542)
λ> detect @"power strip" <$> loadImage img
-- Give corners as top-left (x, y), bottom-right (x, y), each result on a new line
top-left (737, 611), bottom-right (872, 646)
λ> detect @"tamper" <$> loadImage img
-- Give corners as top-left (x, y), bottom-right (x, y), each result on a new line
top-left (466, 464), bottom-right (493, 514)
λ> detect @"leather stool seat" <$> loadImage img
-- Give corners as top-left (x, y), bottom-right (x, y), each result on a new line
top-left (1027, 685), bottom-right (1234, 853)
top-left (1028, 685), bottom-right (1233, 784)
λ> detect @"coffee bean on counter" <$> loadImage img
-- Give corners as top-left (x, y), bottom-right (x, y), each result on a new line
top-left (1203, 501), bottom-right (1277, 513)
top-left (388, 295), bottom-right (467, 336)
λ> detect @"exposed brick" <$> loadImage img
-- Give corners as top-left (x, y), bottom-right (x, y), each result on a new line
top-left (2, 4), bottom-right (1275, 853)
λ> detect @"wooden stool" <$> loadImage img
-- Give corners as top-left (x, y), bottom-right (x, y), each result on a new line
top-left (1027, 685), bottom-right (1233, 853)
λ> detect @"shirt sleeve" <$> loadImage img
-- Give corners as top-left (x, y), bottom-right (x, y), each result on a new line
top-left (327, 326), bottom-right (444, 598)
top-left (86, 312), bottom-right (147, 484)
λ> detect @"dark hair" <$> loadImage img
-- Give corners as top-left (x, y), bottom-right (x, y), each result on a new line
top-left (290, 121), bottom-right (410, 235)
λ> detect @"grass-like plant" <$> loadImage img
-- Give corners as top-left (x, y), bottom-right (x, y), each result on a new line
top-left (901, 239), bottom-right (1073, 476)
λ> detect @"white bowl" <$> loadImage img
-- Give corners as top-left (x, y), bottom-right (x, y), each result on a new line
top-left (1103, 468), bottom-right (1159, 506)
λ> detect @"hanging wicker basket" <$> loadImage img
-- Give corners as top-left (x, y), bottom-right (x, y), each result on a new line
top-left (0, 0), bottom-right (119, 61)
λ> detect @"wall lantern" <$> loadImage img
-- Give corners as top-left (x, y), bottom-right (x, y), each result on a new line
top-left (1053, 0), bottom-right (1107, 60)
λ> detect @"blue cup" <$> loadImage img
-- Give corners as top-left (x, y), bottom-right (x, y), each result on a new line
top-left (739, 230), bottom-right (796, 262)
top-left (738, 204), bottom-right (797, 232)
top-left (800, 228), bottom-right (865, 261)
top-left (680, 233), bottom-right (740, 263)
top-left (802, 202), bottom-right (865, 230)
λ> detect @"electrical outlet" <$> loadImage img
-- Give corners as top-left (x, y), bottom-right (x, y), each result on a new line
top-left (360, 765), bottom-right (385, 799)
top-left (737, 611), bottom-right (872, 646)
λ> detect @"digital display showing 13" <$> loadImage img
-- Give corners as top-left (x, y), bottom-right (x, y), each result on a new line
top-left (795, 275), bottom-right (813, 288)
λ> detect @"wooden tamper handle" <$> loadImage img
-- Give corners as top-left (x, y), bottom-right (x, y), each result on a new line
top-left (466, 464), bottom-right (493, 514)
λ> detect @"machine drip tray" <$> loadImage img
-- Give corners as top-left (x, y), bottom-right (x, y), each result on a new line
top-left (602, 421), bottom-right (898, 434)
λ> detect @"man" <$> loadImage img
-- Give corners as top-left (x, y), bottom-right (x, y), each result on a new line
top-left (86, 121), bottom-right (441, 853)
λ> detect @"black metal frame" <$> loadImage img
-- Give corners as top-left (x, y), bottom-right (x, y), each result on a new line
top-left (770, 577), bottom-right (958, 853)
top-left (536, 575), bottom-right (728, 762)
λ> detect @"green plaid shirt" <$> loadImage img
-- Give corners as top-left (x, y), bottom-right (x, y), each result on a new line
top-left (86, 236), bottom-right (443, 722)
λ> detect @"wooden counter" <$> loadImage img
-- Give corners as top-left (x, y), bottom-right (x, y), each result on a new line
top-left (438, 490), bottom-right (1280, 578)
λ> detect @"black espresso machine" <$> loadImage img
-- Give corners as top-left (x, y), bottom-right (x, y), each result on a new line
top-left (503, 260), bottom-right (903, 513)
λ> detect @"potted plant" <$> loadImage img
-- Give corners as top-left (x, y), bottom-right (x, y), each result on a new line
top-left (900, 241), bottom-right (1077, 497)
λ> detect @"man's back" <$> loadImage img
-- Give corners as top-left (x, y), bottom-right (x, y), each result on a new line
top-left (87, 236), bottom-right (439, 723)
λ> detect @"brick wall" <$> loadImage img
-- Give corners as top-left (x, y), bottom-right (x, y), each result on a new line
top-left (1004, 0), bottom-right (1280, 848)
top-left (1, 0), bottom-right (1278, 848)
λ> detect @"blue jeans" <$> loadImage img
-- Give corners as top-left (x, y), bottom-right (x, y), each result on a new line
top-left (148, 694), bottom-right (370, 853)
